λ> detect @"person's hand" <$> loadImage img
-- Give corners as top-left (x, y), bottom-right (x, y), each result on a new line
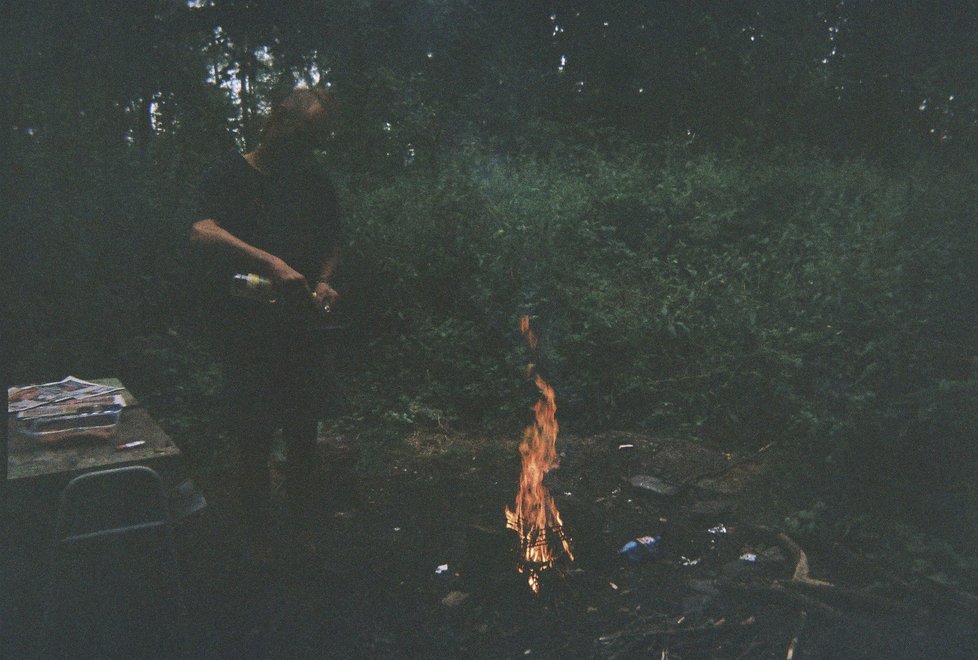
top-left (313, 280), bottom-right (340, 304)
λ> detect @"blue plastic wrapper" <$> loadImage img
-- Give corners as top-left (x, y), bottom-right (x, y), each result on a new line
top-left (618, 535), bottom-right (661, 562)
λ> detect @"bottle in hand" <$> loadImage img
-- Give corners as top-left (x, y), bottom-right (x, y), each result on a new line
top-left (230, 273), bottom-right (277, 303)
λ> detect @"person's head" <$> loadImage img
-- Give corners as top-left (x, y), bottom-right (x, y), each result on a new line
top-left (258, 86), bottom-right (337, 157)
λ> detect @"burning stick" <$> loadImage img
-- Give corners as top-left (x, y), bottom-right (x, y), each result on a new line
top-left (505, 315), bottom-right (574, 593)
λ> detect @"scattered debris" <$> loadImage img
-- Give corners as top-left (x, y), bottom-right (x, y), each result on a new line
top-left (619, 535), bottom-right (662, 562)
top-left (9, 423), bottom-right (977, 659)
top-left (628, 475), bottom-right (680, 496)
top-left (168, 478), bottom-right (208, 521)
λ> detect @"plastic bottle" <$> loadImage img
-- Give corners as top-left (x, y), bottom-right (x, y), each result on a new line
top-left (230, 273), bottom-right (337, 323)
top-left (231, 273), bottom-right (277, 303)
top-left (618, 535), bottom-right (661, 562)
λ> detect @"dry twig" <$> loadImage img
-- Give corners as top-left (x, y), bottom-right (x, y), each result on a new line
top-left (785, 609), bottom-right (807, 660)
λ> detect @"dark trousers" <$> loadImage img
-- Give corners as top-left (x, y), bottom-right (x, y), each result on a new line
top-left (220, 302), bottom-right (329, 531)
top-left (229, 399), bottom-right (318, 522)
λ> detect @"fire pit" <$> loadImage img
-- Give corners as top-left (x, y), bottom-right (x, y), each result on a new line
top-left (507, 517), bottom-right (574, 592)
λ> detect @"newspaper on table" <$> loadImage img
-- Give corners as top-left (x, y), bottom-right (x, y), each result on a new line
top-left (8, 378), bottom-right (129, 442)
top-left (7, 376), bottom-right (124, 414)
top-left (17, 394), bottom-right (127, 419)
top-left (16, 394), bottom-right (127, 441)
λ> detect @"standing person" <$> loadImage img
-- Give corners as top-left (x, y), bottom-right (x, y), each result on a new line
top-left (190, 86), bottom-right (342, 555)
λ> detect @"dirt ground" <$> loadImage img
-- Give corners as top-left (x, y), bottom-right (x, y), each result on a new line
top-left (4, 428), bottom-right (978, 658)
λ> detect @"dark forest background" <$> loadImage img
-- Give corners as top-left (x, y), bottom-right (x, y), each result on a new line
top-left (3, 1), bottom-right (977, 576)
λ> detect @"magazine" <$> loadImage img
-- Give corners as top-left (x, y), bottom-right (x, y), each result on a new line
top-left (7, 376), bottom-right (124, 414)
top-left (17, 394), bottom-right (127, 420)
top-left (15, 394), bottom-right (127, 442)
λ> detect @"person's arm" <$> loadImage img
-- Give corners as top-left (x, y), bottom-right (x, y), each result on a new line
top-left (312, 246), bottom-right (340, 302)
top-left (190, 218), bottom-right (308, 288)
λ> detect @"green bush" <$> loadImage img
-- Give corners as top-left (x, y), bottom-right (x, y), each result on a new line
top-left (337, 137), bottom-right (977, 511)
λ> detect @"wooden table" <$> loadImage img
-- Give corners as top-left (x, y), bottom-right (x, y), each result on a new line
top-left (6, 378), bottom-right (181, 486)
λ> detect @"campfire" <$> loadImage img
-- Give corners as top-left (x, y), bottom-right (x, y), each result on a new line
top-left (505, 315), bottom-right (574, 593)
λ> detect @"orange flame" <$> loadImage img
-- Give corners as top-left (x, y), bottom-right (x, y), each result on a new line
top-left (519, 315), bottom-right (538, 351)
top-left (505, 315), bottom-right (574, 593)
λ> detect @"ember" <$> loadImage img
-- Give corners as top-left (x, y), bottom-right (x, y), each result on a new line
top-left (505, 315), bottom-right (574, 593)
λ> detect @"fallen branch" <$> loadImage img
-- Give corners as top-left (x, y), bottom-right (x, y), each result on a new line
top-left (722, 581), bottom-right (842, 620)
top-left (750, 526), bottom-right (929, 618)
top-left (751, 526), bottom-right (833, 586)
top-left (784, 580), bottom-right (923, 618)
top-left (647, 617), bottom-right (755, 639)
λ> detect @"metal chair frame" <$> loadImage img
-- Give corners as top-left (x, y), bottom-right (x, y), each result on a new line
top-left (43, 465), bottom-right (189, 657)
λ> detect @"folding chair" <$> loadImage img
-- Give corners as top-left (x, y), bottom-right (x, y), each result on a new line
top-left (43, 465), bottom-right (188, 658)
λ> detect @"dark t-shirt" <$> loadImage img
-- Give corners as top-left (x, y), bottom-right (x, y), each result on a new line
top-left (195, 150), bottom-right (342, 285)
top-left (191, 150), bottom-right (341, 417)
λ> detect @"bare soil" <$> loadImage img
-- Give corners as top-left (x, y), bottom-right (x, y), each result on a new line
top-left (4, 428), bottom-right (978, 658)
